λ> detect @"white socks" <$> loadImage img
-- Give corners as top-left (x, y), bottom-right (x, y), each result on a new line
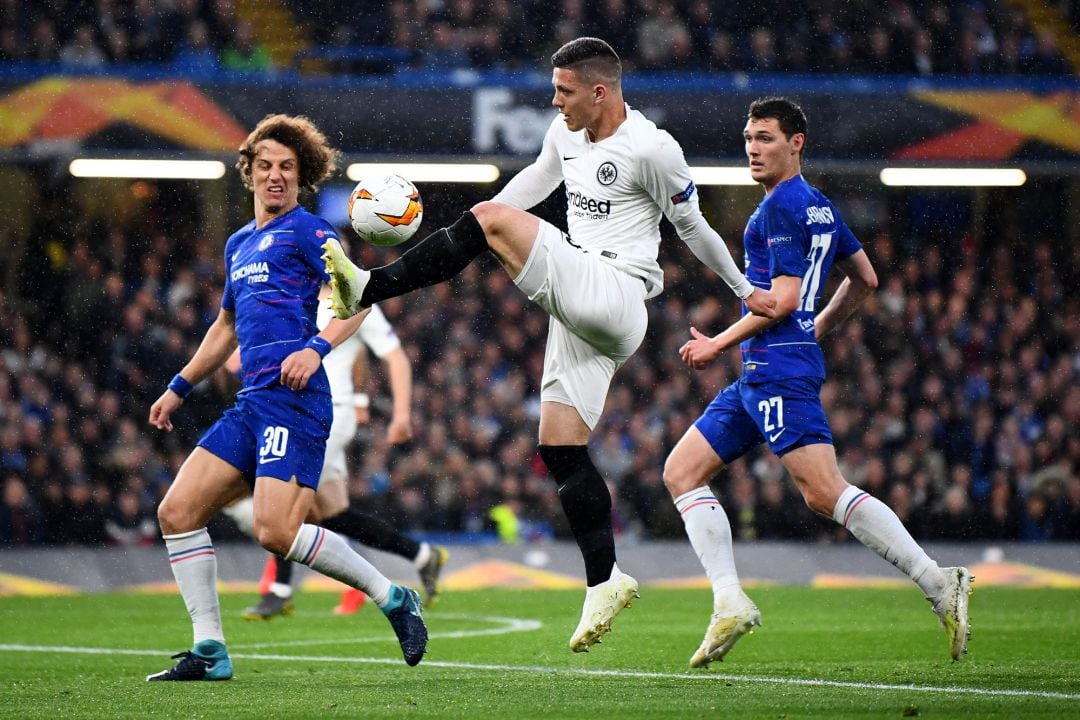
top-left (674, 488), bottom-right (742, 604)
top-left (675, 483), bottom-right (948, 604)
top-left (832, 485), bottom-right (946, 599)
top-left (163, 528), bottom-right (224, 646)
top-left (413, 542), bottom-right (431, 570)
top-left (286, 523), bottom-right (393, 607)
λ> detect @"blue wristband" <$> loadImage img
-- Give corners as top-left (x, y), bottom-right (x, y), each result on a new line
top-left (168, 374), bottom-right (194, 399)
top-left (305, 336), bottom-right (332, 359)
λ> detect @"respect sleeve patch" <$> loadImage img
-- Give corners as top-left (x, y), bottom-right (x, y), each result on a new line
top-left (670, 180), bottom-right (696, 205)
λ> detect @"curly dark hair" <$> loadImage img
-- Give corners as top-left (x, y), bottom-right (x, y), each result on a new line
top-left (236, 114), bottom-right (340, 192)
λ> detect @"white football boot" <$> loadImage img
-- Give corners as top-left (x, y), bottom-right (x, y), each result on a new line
top-left (931, 566), bottom-right (973, 660)
top-left (689, 590), bottom-right (762, 668)
top-left (321, 237), bottom-right (370, 319)
top-left (569, 567), bottom-right (640, 652)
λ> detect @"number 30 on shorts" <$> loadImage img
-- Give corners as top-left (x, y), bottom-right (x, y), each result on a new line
top-left (260, 426), bottom-right (290, 461)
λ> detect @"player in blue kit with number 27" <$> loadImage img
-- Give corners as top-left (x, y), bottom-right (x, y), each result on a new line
top-left (664, 97), bottom-right (973, 668)
top-left (145, 114), bottom-right (427, 681)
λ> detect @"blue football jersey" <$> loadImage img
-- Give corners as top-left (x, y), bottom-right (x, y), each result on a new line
top-left (741, 175), bottom-right (861, 383)
top-left (221, 206), bottom-right (336, 395)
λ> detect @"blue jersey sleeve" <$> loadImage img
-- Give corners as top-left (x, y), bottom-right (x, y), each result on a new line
top-left (221, 238), bottom-right (236, 312)
top-left (834, 217), bottom-right (862, 261)
top-left (763, 203), bottom-right (809, 279)
top-left (306, 220), bottom-right (336, 285)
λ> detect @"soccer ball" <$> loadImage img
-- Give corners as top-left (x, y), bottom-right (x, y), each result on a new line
top-left (347, 173), bottom-right (423, 246)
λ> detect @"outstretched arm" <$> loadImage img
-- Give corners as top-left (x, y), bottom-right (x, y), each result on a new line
top-left (680, 275), bottom-right (801, 369)
top-left (149, 309), bottom-right (238, 431)
top-left (814, 249), bottom-right (878, 340)
top-left (381, 346), bottom-right (413, 445)
top-left (639, 133), bottom-right (777, 317)
top-left (491, 118), bottom-right (564, 210)
top-left (674, 213), bottom-right (778, 318)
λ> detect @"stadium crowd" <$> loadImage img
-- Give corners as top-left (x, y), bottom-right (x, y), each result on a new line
top-left (1, 174), bottom-right (1078, 548)
top-left (0, 0), bottom-right (1074, 76)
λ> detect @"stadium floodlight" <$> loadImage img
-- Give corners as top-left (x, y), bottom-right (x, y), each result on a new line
top-left (879, 167), bottom-right (1027, 187)
top-left (347, 163), bottom-right (500, 183)
top-left (688, 166), bottom-right (758, 186)
top-left (68, 158), bottom-right (227, 179)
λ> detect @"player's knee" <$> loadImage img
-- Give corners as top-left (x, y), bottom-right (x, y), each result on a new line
top-left (155, 498), bottom-right (171, 529)
top-left (799, 486), bottom-right (835, 517)
top-left (662, 458), bottom-right (700, 498)
top-left (253, 520), bottom-right (293, 557)
top-left (469, 200), bottom-right (507, 236)
top-left (156, 495), bottom-right (188, 535)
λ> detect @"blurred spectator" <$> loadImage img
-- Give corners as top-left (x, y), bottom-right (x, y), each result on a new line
top-left (746, 27), bottom-right (779, 72)
top-left (0, 26), bottom-right (23, 61)
top-left (927, 485), bottom-right (976, 539)
top-left (66, 480), bottom-right (107, 545)
top-left (705, 31), bottom-right (740, 72)
top-left (0, 475), bottom-right (46, 546)
top-left (636, 0), bottom-right (691, 71)
top-left (220, 20), bottom-right (273, 73)
top-left (59, 24), bottom-right (108, 68)
top-left (1023, 29), bottom-right (1072, 75)
top-left (423, 21), bottom-right (470, 70)
top-left (172, 20), bottom-right (219, 74)
top-left (0, 3), bottom-right (1077, 548)
top-left (0, 0), bottom-right (1066, 78)
top-left (29, 18), bottom-right (60, 62)
top-left (105, 488), bottom-right (158, 547)
top-left (129, 0), bottom-right (167, 62)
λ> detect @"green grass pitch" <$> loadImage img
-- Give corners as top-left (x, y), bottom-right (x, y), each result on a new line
top-left (2, 586), bottom-right (1078, 719)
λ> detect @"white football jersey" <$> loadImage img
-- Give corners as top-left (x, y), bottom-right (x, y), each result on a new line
top-left (316, 301), bottom-right (401, 399)
top-left (493, 104), bottom-right (751, 300)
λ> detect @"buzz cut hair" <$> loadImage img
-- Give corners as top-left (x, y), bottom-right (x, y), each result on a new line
top-left (551, 37), bottom-right (621, 87)
top-left (236, 113), bottom-right (340, 192)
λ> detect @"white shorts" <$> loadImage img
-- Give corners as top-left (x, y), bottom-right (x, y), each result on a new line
top-left (319, 404), bottom-right (357, 487)
top-left (514, 220), bottom-right (648, 429)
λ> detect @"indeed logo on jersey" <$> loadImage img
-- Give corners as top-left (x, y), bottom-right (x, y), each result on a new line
top-left (232, 261), bottom-right (270, 284)
top-left (805, 206), bottom-right (835, 225)
top-left (566, 189), bottom-right (611, 219)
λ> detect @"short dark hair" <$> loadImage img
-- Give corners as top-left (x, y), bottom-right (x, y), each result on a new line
top-left (747, 97), bottom-right (808, 142)
top-left (551, 37), bottom-right (621, 86)
top-left (236, 114), bottom-right (339, 192)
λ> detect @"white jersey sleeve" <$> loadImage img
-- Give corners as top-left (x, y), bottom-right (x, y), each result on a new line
top-left (637, 133), bottom-right (753, 299)
top-left (491, 120), bottom-right (564, 210)
top-left (355, 304), bottom-right (401, 359)
top-left (316, 299), bottom-right (362, 400)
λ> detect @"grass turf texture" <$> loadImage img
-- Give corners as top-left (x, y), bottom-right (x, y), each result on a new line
top-left (1, 586), bottom-right (1077, 719)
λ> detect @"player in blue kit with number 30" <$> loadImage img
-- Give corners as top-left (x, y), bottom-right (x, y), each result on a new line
top-left (145, 114), bottom-right (426, 680)
top-left (664, 98), bottom-right (972, 668)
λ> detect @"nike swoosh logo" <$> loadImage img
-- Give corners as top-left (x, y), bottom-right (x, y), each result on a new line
top-left (563, 155), bottom-right (579, 161)
top-left (768, 428), bottom-right (786, 443)
top-left (259, 457), bottom-right (284, 464)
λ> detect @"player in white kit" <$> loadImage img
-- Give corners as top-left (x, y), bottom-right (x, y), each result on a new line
top-left (225, 296), bottom-right (447, 619)
top-left (322, 37), bottom-right (776, 652)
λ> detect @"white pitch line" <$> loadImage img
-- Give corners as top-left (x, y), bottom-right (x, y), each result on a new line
top-left (1, 644), bottom-right (1077, 702)
top-left (229, 613), bottom-right (543, 650)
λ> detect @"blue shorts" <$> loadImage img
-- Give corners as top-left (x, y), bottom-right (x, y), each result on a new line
top-left (197, 384), bottom-right (332, 490)
top-left (694, 376), bottom-right (832, 464)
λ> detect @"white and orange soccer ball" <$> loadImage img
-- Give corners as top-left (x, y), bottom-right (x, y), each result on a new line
top-left (347, 173), bottom-right (423, 246)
